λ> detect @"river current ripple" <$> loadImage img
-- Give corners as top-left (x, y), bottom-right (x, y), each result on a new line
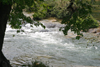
top-left (3, 20), bottom-right (100, 67)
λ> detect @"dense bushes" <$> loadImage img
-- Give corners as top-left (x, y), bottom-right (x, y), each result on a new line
top-left (87, 15), bottom-right (99, 28)
top-left (25, 0), bottom-right (99, 30)
top-left (28, 0), bottom-right (69, 20)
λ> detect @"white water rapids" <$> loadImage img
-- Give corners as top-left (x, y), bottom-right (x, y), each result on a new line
top-left (2, 19), bottom-right (100, 67)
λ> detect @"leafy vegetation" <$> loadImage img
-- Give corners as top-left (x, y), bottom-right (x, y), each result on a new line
top-left (26, 0), bottom-right (99, 39)
top-left (27, 0), bottom-right (69, 20)
top-left (1, 0), bottom-right (99, 38)
top-left (91, 0), bottom-right (100, 21)
top-left (60, 0), bottom-right (99, 39)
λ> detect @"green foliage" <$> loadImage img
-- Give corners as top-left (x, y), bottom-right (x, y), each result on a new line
top-left (29, 0), bottom-right (69, 20)
top-left (91, 0), bottom-right (100, 21)
top-left (25, 0), bottom-right (99, 39)
top-left (60, 0), bottom-right (99, 39)
top-left (34, 21), bottom-right (46, 29)
top-left (1, 0), bottom-right (99, 39)
top-left (50, 0), bottom-right (69, 19)
top-left (9, 11), bottom-right (32, 29)
top-left (1, 0), bottom-right (34, 6)
top-left (25, 5), bottom-right (35, 12)
top-left (32, 1), bottom-right (49, 20)
top-left (1, 0), bottom-right (44, 29)
top-left (17, 30), bottom-right (20, 33)
top-left (8, 1), bottom-right (34, 29)
top-left (33, 10), bottom-right (47, 20)
top-left (91, 0), bottom-right (100, 5)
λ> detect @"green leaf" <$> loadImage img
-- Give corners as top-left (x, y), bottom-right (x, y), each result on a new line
top-left (76, 36), bottom-right (80, 40)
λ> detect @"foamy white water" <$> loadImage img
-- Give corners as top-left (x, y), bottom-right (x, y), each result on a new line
top-left (3, 20), bottom-right (100, 67)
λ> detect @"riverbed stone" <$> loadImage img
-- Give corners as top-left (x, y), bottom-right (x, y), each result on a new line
top-left (88, 28), bottom-right (100, 33)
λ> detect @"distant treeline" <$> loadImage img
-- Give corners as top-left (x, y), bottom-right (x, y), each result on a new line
top-left (25, 0), bottom-right (69, 20)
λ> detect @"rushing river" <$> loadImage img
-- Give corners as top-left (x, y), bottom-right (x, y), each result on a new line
top-left (2, 19), bottom-right (100, 67)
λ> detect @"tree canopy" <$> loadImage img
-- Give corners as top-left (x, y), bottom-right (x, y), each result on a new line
top-left (0, 0), bottom-right (99, 38)
top-left (22, 0), bottom-right (99, 39)
top-left (60, 0), bottom-right (98, 39)
top-left (1, 0), bottom-right (44, 28)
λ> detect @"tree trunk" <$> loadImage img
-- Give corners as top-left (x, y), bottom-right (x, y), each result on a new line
top-left (0, 2), bottom-right (12, 67)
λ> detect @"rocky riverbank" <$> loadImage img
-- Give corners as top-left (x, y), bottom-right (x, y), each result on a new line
top-left (88, 28), bottom-right (100, 35)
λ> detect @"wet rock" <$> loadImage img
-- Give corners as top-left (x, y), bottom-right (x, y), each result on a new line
top-left (40, 29), bottom-right (49, 32)
top-left (44, 23), bottom-right (56, 28)
top-left (88, 28), bottom-right (98, 33)
top-left (97, 28), bottom-right (100, 32)
top-left (89, 28), bottom-right (98, 32)
top-left (43, 22), bottom-right (65, 28)
top-left (96, 32), bottom-right (100, 35)
top-left (88, 28), bottom-right (100, 35)
top-left (48, 24), bottom-right (56, 28)
top-left (56, 23), bottom-right (65, 28)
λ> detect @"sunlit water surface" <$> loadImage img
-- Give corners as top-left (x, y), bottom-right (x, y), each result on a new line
top-left (3, 20), bottom-right (100, 67)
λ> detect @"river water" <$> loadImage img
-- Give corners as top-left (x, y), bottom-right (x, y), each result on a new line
top-left (2, 19), bottom-right (100, 67)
